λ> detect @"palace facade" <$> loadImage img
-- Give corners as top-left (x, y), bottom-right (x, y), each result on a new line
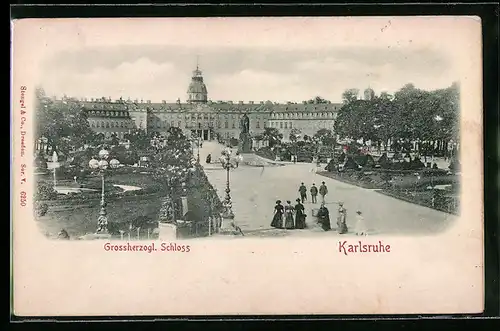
top-left (53, 65), bottom-right (343, 143)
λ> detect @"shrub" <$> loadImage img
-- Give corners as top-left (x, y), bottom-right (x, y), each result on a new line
top-left (35, 201), bottom-right (49, 217)
top-left (35, 181), bottom-right (57, 201)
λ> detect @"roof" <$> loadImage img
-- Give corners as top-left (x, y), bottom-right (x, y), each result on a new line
top-left (50, 97), bottom-right (342, 113)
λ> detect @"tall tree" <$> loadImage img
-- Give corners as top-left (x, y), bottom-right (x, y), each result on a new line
top-left (262, 127), bottom-right (283, 148)
top-left (124, 128), bottom-right (151, 151)
top-left (35, 88), bottom-right (95, 157)
top-left (289, 128), bottom-right (302, 142)
top-left (341, 89), bottom-right (360, 104)
top-left (313, 128), bottom-right (336, 146)
top-left (305, 96), bottom-right (331, 104)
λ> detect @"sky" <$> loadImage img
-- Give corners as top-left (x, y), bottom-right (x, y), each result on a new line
top-left (21, 17), bottom-right (479, 103)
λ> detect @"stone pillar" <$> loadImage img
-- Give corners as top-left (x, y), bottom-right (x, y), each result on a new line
top-left (219, 212), bottom-right (235, 234)
top-left (158, 222), bottom-right (177, 240)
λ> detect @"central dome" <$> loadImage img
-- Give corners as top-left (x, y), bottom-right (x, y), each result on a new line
top-left (187, 66), bottom-right (208, 103)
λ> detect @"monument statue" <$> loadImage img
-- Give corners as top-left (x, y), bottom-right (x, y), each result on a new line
top-left (239, 113), bottom-right (252, 153)
top-left (240, 114), bottom-right (250, 133)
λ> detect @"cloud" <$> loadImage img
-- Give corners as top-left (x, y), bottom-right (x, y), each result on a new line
top-left (40, 45), bottom-right (456, 103)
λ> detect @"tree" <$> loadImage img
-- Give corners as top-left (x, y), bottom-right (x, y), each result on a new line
top-left (124, 129), bottom-right (151, 151)
top-left (35, 88), bottom-right (96, 157)
top-left (261, 128), bottom-right (283, 148)
top-left (289, 128), bottom-right (301, 143)
top-left (341, 89), bottom-right (360, 104)
top-left (109, 133), bottom-right (120, 146)
top-left (313, 128), bottom-right (336, 146)
top-left (304, 96), bottom-right (331, 104)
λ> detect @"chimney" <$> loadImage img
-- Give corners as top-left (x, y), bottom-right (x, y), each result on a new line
top-left (302, 101), bottom-right (307, 104)
top-left (260, 101), bottom-right (264, 104)
top-left (249, 101), bottom-right (254, 104)
top-left (238, 101), bottom-right (244, 105)
top-left (91, 98), bottom-right (94, 102)
top-left (134, 99), bottom-right (138, 103)
top-left (162, 100), bottom-right (166, 104)
top-left (141, 99), bottom-right (144, 103)
top-left (147, 100), bottom-right (151, 104)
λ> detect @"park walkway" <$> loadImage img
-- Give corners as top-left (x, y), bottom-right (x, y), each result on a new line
top-left (199, 142), bottom-right (457, 237)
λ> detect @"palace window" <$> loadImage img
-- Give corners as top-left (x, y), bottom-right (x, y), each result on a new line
top-left (256, 121), bottom-right (260, 128)
top-left (198, 123), bottom-right (202, 129)
top-left (178, 121), bottom-right (181, 127)
top-left (280, 122), bottom-right (283, 129)
top-left (225, 121), bottom-right (229, 129)
top-left (232, 122), bottom-right (235, 129)
top-left (284, 122), bottom-right (288, 129)
top-left (289, 122), bottom-right (293, 128)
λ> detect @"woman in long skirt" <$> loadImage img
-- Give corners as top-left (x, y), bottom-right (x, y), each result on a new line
top-left (284, 200), bottom-right (295, 229)
top-left (294, 198), bottom-right (307, 229)
top-left (270, 200), bottom-right (284, 229)
top-left (317, 203), bottom-right (331, 231)
top-left (337, 202), bottom-right (348, 234)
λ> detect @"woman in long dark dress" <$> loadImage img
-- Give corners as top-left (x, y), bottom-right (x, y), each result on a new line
top-left (294, 198), bottom-right (306, 229)
top-left (284, 200), bottom-right (295, 229)
top-left (270, 200), bottom-right (284, 229)
top-left (317, 203), bottom-right (331, 231)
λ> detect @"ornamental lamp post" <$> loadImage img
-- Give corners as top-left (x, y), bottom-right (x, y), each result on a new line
top-left (88, 148), bottom-right (120, 234)
top-left (197, 135), bottom-right (202, 163)
top-left (219, 149), bottom-right (238, 234)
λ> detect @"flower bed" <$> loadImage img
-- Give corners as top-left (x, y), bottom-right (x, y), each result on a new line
top-left (378, 188), bottom-right (459, 215)
top-left (318, 169), bottom-right (459, 215)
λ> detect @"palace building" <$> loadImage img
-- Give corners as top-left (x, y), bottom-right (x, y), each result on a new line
top-left (53, 65), bottom-right (343, 143)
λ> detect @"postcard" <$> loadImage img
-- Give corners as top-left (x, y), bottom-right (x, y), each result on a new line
top-left (11, 16), bottom-right (483, 316)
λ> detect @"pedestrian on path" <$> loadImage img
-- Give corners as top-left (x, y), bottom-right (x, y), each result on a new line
top-left (284, 200), bottom-right (295, 229)
top-left (310, 183), bottom-right (318, 204)
top-left (319, 181), bottom-right (328, 203)
top-left (235, 151), bottom-right (242, 168)
top-left (337, 202), bottom-right (348, 234)
top-left (298, 183), bottom-right (307, 203)
top-left (294, 198), bottom-right (307, 229)
top-left (317, 202), bottom-right (331, 231)
top-left (270, 200), bottom-right (284, 229)
top-left (355, 211), bottom-right (367, 236)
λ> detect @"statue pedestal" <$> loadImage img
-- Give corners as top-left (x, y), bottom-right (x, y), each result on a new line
top-left (239, 132), bottom-right (252, 154)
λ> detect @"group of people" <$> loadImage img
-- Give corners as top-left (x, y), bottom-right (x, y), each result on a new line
top-left (270, 199), bottom-right (307, 230)
top-left (315, 201), bottom-right (366, 235)
top-left (270, 179), bottom-right (368, 235)
top-left (298, 182), bottom-right (328, 204)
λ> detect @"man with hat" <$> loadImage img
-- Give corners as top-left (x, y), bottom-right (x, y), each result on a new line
top-left (298, 182), bottom-right (307, 203)
top-left (319, 181), bottom-right (328, 203)
top-left (310, 183), bottom-right (318, 204)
